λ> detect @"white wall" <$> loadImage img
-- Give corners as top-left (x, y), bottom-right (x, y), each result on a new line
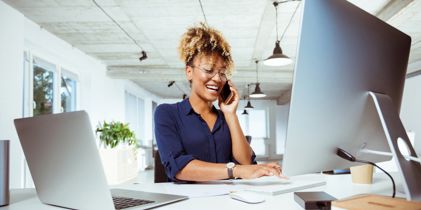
top-left (0, 0), bottom-right (25, 189)
top-left (401, 75), bottom-right (421, 155)
top-left (125, 81), bottom-right (162, 143)
top-left (0, 2), bottom-right (161, 188)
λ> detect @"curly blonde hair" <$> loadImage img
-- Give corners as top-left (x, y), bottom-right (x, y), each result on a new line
top-left (178, 23), bottom-right (234, 74)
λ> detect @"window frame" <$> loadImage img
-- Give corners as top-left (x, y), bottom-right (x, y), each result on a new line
top-left (23, 50), bottom-right (79, 117)
top-left (60, 68), bottom-right (79, 113)
top-left (237, 108), bottom-right (270, 158)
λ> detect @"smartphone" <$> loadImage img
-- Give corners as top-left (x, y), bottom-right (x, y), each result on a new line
top-left (221, 81), bottom-right (234, 104)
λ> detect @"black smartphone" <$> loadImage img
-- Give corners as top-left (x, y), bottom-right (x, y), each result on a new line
top-left (221, 81), bottom-right (234, 104)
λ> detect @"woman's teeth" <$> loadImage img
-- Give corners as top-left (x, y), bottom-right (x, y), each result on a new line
top-left (206, 85), bottom-right (219, 92)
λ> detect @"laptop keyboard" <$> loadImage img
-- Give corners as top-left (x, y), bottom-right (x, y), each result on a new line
top-left (113, 196), bottom-right (155, 209)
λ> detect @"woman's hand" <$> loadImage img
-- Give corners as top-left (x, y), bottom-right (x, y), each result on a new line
top-left (219, 81), bottom-right (240, 115)
top-left (234, 162), bottom-right (286, 179)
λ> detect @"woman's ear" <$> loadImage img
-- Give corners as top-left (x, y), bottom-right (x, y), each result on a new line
top-left (186, 65), bottom-right (193, 81)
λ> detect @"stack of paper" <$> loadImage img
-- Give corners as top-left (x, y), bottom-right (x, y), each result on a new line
top-left (162, 174), bottom-right (326, 198)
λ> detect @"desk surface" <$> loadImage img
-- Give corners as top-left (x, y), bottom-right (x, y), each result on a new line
top-left (0, 173), bottom-right (403, 210)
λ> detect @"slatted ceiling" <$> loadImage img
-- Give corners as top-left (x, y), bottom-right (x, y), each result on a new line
top-left (5, 0), bottom-right (420, 99)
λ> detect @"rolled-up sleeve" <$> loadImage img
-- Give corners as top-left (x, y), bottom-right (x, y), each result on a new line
top-left (154, 104), bottom-right (195, 180)
top-left (251, 151), bottom-right (257, 164)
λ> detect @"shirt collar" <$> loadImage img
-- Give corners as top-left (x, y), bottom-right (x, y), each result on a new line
top-left (181, 98), bottom-right (218, 116)
top-left (181, 98), bottom-right (194, 115)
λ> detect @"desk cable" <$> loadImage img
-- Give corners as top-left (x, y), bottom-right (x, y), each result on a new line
top-left (336, 148), bottom-right (396, 198)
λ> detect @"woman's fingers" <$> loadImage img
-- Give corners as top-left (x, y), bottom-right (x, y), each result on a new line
top-left (254, 166), bottom-right (280, 177)
top-left (259, 163), bottom-right (288, 179)
top-left (227, 81), bottom-right (240, 101)
top-left (267, 166), bottom-right (281, 176)
top-left (263, 162), bottom-right (281, 169)
top-left (241, 164), bottom-right (289, 179)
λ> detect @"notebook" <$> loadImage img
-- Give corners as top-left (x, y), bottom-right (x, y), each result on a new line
top-left (14, 111), bottom-right (187, 210)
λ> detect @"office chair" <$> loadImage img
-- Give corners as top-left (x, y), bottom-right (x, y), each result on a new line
top-left (245, 135), bottom-right (252, 144)
top-left (154, 150), bottom-right (169, 183)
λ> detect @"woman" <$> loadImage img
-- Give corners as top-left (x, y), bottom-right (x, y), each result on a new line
top-left (154, 23), bottom-right (283, 182)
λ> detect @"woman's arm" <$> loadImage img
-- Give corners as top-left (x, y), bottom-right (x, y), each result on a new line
top-left (176, 160), bottom-right (282, 181)
top-left (219, 84), bottom-right (254, 164)
top-left (224, 112), bottom-right (253, 164)
top-left (155, 104), bottom-right (195, 180)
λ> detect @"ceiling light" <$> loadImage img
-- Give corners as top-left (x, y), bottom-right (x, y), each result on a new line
top-left (250, 60), bottom-right (266, 98)
top-left (250, 83), bottom-right (266, 98)
top-left (244, 84), bottom-right (254, 109)
top-left (139, 51), bottom-right (148, 62)
top-left (264, 1), bottom-right (293, 67)
top-left (168, 81), bottom-right (175, 87)
top-left (241, 109), bottom-right (249, 115)
top-left (245, 101), bottom-right (254, 109)
top-left (264, 41), bottom-right (292, 66)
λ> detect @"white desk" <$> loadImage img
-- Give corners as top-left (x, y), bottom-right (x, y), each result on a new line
top-left (0, 173), bottom-right (403, 210)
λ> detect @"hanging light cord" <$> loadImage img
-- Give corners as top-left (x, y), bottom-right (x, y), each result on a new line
top-left (92, 0), bottom-right (145, 52)
top-left (255, 60), bottom-right (259, 83)
top-left (198, 0), bottom-right (209, 25)
top-left (274, 2), bottom-right (279, 41)
top-left (277, 1), bottom-right (301, 43)
top-left (247, 84), bottom-right (251, 100)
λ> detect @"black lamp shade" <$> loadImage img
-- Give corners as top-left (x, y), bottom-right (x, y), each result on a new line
top-left (250, 83), bottom-right (266, 98)
top-left (241, 109), bottom-right (249, 115)
top-left (264, 41), bottom-right (292, 66)
top-left (245, 100), bottom-right (254, 109)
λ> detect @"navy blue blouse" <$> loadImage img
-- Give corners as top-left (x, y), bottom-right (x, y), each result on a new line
top-left (154, 98), bottom-right (255, 181)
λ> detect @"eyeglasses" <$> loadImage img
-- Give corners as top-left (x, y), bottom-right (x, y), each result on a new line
top-left (190, 65), bottom-right (231, 81)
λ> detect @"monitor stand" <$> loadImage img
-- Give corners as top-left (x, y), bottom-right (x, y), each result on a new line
top-left (368, 91), bottom-right (421, 201)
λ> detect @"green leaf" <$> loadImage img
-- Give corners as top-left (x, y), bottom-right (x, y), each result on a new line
top-left (96, 120), bottom-right (137, 149)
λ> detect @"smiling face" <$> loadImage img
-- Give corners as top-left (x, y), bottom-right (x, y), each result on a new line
top-left (186, 53), bottom-right (228, 103)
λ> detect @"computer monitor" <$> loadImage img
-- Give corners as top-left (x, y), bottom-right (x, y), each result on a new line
top-left (282, 0), bottom-right (421, 201)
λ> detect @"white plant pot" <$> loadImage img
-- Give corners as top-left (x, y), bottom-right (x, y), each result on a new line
top-left (99, 147), bottom-right (139, 185)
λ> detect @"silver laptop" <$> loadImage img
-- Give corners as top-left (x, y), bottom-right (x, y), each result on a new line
top-left (14, 111), bottom-right (187, 210)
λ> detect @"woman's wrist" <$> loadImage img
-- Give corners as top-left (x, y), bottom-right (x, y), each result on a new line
top-left (233, 165), bottom-right (243, 179)
top-left (223, 111), bottom-right (237, 120)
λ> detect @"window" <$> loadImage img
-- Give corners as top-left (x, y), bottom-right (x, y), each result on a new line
top-left (237, 111), bottom-right (249, 134)
top-left (125, 91), bottom-right (145, 141)
top-left (249, 110), bottom-right (268, 138)
top-left (237, 109), bottom-right (268, 156)
top-left (24, 53), bottom-right (79, 117)
top-left (32, 57), bottom-right (56, 116)
top-left (61, 70), bottom-right (77, 112)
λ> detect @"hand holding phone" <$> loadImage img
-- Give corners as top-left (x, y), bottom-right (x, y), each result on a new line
top-left (221, 81), bottom-right (235, 105)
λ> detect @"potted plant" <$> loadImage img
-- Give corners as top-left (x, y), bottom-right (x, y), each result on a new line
top-left (96, 121), bottom-right (137, 148)
top-left (96, 121), bottom-right (139, 185)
